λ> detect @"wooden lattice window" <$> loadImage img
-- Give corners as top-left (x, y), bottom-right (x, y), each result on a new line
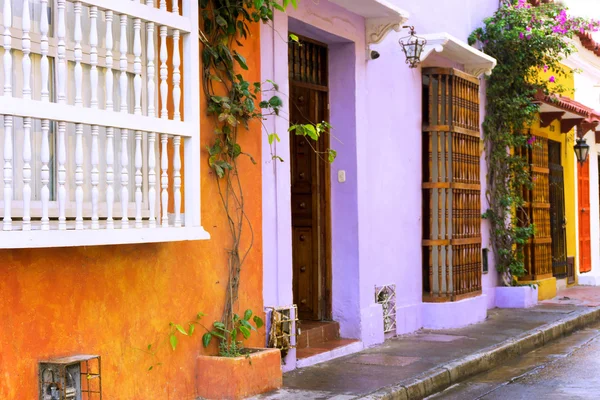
top-left (422, 68), bottom-right (482, 302)
top-left (518, 134), bottom-right (553, 280)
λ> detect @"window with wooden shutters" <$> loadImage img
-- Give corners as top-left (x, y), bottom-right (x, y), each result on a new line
top-left (422, 67), bottom-right (482, 302)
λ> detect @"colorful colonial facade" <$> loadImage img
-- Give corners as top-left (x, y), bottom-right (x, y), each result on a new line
top-left (260, 0), bottom-right (500, 371)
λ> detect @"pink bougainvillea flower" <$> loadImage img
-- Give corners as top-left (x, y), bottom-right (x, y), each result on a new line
top-left (527, 136), bottom-right (536, 145)
top-left (549, 76), bottom-right (556, 83)
top-left (519, 32), bottom-right (525, 39)
top-left (543, 65), bottom-right (549, 73)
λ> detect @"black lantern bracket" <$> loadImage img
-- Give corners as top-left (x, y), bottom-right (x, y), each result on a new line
top-left (574, 136), bottom-right (591, 165)
top-left (399, 26), bottom-right (428, 68)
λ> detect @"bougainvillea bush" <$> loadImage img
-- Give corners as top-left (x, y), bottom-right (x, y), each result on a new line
top-left (468, 0), bottom-right (599, 286)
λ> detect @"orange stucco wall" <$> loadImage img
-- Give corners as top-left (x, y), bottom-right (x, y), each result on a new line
top-left (0, 21), bottom-right (263, 400)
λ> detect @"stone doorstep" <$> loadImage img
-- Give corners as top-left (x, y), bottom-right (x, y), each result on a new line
top-left (358, 307), bottom-right (600, 400)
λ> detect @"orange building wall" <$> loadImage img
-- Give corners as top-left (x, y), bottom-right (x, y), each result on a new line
top-left (0, 22), bottom-right (263, 400)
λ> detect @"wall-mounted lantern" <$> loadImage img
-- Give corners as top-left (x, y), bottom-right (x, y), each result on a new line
top-left (399, 26), bottom-right (427, 68)
top-left (574, 137), bottom-right (590, 165)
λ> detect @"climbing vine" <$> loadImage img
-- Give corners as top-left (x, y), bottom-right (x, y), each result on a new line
top-left (199, 0), bottom-right (334, 333)
top-left (469, 0), bottom-right (599, 285)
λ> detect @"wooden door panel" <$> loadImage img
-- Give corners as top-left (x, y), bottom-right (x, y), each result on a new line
top-left (579, 160), bottom-right (592, 273)
top-left (292, 227), bottom-right (318, 319)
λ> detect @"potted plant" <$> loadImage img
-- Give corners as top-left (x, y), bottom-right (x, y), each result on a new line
top-left (196, 310), bottom-right (282, 400)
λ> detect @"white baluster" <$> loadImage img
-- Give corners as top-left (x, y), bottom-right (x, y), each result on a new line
top-left (57, 0), bottom-right (67, 230)
top-left (160, 26), bottom-right (168, 120)
top-left (133, 18), bottom-right (143, 228)
top-left (135, 132), bottom-right (143, 228)
top-left (120, 15), bottom-right (128, 114)
top-left (120, 14), bottom-right (129, 229)
top-left (74, 2), bottom-right (83, 107)
top-left (172, 0), bottom-right (179, 15)
top-left (22, 0), bottom-right (32, 230)
top-left (40, 0), bottom-right (50, 230)
top-left (75, 125), bottom-right (84, 230)
top-left (172, 29), bottom-right (181, 121)
top-left (105, 11), bottom-right (114, 111)
top-left (41, 120), bottom-right (50, 230)
top-left (74, 2), bottom-right (84, 229)
top-left (3, 0), bottom-right (12, 231)
top-left (148, 132), bottom-right (157, 228)
top-left (173, 136), bottom-right (181, 227)
top-left (90, 6), bottom-right (99, 229)
top-left (106, 128), bottom-right (115, 229)
top-left (121, 129), bottom-right (129, 229)
top-left (159, 24), bottom-right (170, 227)
top-left (160, 0), bottom-right (167, 11)
top-left (147, 16), bottom-right (157, 228)
top-left (105, 11), bottom-right (115, 228)
top-left (161, 134), bottom-right (169, 227)
top-left (133, 19), bottom-right (142, 115)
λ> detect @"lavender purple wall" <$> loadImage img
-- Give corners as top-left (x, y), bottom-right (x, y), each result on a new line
top-left (262, 0), bottom-right (500, 361)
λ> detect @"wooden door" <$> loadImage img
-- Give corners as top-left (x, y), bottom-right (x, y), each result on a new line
top-left (578, 159), bottom-right (592, 273)
top-left (548, 140), bottom-right (568, 278)
top-left (289, 36), bottom-right (331, 321)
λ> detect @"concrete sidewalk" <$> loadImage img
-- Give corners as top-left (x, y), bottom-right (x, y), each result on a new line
top-left (254, 286), bottom-right (600, 400)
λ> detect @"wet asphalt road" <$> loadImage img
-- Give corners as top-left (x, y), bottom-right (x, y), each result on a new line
top-left (429, 323), bottom-right (600, 400)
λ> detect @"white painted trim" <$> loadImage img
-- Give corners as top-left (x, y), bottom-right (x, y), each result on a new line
top-left (77, 0), bottom-right (192, 33)
top-left (329, 0), bottom-right (409, 55)
top-left (420, 32), bottom-right (497, 77)
top-left (0, 226), bottom-right (210, 248)
top-left (0, 97), bottom-right (195, 137)
top-left (182, 0), bottom-right (201, 228)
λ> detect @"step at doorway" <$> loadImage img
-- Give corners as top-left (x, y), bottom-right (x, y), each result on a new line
top-left (296, 320), bottom-right (361, 365)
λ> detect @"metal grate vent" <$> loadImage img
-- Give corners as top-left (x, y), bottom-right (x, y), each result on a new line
top-left (39, 355), bottom-right (102, 400)
top-left (267, 305), bottom-right (298, 360)
top-left (375, 284), bottom-right (397, 334)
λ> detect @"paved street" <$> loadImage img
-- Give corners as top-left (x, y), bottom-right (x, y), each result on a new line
top-left (430, 323), bottom-right (600, 400)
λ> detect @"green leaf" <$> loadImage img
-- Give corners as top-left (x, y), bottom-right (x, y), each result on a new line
top-left (197, 312), bottom-right (205, 319)
top-left (169, 334), bottom-right (178, 351)
top-left (147, 344), bottom-right (152, 350)
top-left (213, 321), bottom-right (226, 330)
top-left (188, 323), bottom-right (195, 336)
top-left (227, 115), bottom-right (238, 127)
top-left (175, 324), bottom-right (188, 336)
top-left (210, 330), bottom-right (226, 340)
top-left (216, 15), bottom-right (228, 27)
top-left (202, 332), bottom-right (212, 348)
top-left (253, 315), bottom-right (264, 329)
top-left (233, 53), bottom-right (249, 70)
top-left (304, 124), bottom-right (318, 141)
top-left (289, 33), bottom-right (299, 43)
top-left (328, 149), bottom-right (337, 163)
top-left (148, 366), bottom-right (153, 371)
top-left (240, 319), bottom-right (255, 331)
top-left (243, 309), bottom-right (253, 321)
top-left (239, 325), bottom-right (251, 339)
top-left (269, 96), bottom-right (283, 108)
top-left (268, 133), bottom-right (280, 145)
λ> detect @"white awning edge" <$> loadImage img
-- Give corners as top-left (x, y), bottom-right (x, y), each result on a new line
top-left (329, 0), bottom-right (410, 46)
top-left (420, 32), bottom-right (497, 77)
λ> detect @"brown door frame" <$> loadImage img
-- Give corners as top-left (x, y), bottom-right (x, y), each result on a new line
top-left (289, 34), bottom-right (332, 321)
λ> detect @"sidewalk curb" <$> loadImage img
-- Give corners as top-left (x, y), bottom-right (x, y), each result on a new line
top-left (358, 307), bottom-right (600, 400)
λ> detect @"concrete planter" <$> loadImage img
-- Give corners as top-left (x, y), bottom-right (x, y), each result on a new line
top-left (495, 286), bottom-right (538, 308)
top-left (196, 348), bottom-right (282, 400)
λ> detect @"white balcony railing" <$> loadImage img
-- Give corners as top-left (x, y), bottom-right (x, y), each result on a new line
top-left (0, 0), bottom-right (208, 248)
